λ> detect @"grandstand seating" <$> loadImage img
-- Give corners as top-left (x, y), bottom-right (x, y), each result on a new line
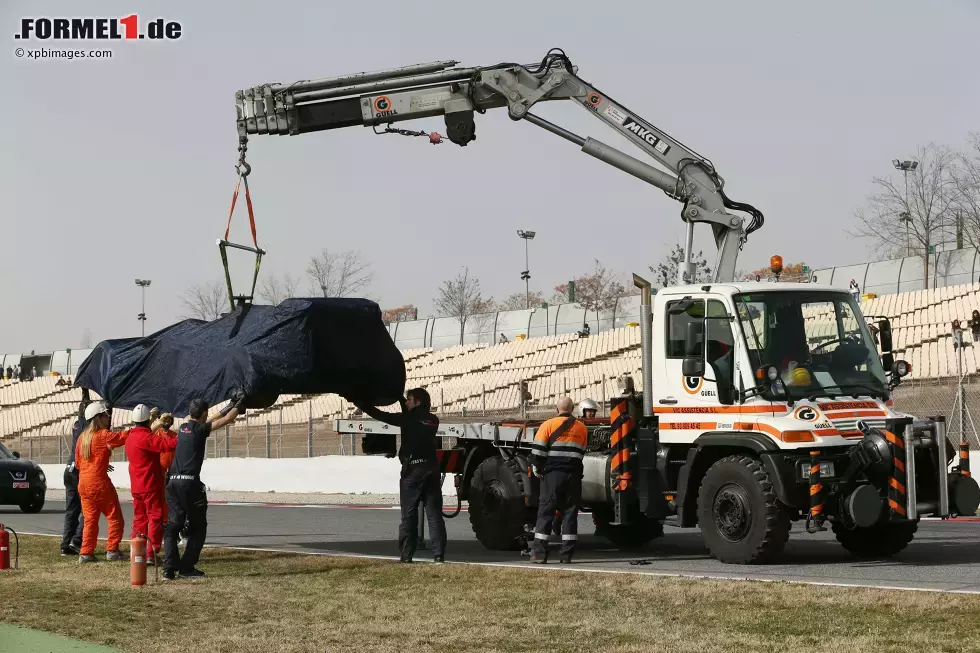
top-left (3, 282), bottom-right (980, 440)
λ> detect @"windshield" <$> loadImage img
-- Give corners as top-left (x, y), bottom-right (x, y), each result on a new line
top-left (0, 441), bottom-right (14, 459)
top-left (734, 290), bottom-right (888, 400)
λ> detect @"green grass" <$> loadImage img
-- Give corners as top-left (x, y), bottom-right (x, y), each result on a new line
top-left (2, 535), bottom-right (980, 652)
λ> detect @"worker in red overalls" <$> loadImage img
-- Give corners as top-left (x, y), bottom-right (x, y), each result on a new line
top-left (126, 404), bottom-right (178, 565)
top-left (75, 401), bottom-right (130, 562)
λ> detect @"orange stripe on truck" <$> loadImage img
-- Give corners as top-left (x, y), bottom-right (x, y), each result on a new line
top-left (653, 405), bottom-right (788, 415)
top-left (884, 430), bottom-right (904, 448)
top-left (660, 422), bottom-right (718, 430)
top-left (818, 401), bottom-right (880, 411)
top-left (822, 410), bottom-right (887, 419)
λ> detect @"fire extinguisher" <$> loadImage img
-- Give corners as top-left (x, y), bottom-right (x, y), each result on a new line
top-left (130, 534), bottom-right (147, 586)
top-left (0, 523), bottom-right (19, 570)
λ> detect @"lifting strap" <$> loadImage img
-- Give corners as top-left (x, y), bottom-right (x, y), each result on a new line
top-left (218, 167), bottom-right (266, 314)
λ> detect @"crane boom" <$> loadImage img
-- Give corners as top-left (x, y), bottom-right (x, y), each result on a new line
top-left (235, 49), bottom-right (763, 282)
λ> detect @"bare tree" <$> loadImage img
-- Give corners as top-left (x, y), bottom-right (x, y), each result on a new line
top-left (306, 249), bottom-right (374, 298)
top-left (738, 260), bottom-right (809, 283)
top-left (848, 142), bottom-right (957, 287)
top-left (954, 132), bottom-right (980, 253)
top-left (650, 244), bottom-right (712, 287)
top-left (471, 299), bottom-right (499, 345)
top-left (554, 260), bottom-right (628, 324)
top-left (381, 304), bottom-right (419, 324)
top-left (258, 272), bottom-right (300, 305)
top-left (180, 280), bottom-right (226, 321)
top-left (80, 328), bottom-right (93, 349)
top-left (497, 291), bottom-right (545, 311)
top-left (434, 267), bottom-right (493, 345)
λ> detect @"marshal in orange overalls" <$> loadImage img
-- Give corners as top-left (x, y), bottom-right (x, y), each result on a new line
top-left (75, 425), bottom-right (130, 556)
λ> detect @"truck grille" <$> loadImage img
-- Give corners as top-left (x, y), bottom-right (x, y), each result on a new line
top-left (829, 417), bottom-right (886, 437)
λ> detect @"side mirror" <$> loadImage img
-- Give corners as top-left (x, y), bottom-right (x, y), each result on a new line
top-left (878, 319), bottom-right (893, 352)
top-left (12, 451), bottom-right (21, 459)
top-left (882, 352), bottom-right (894, 371)
top-left (684, 321), bottom-right (704, 356)
top-left (682, 357), bottom-right (705, 378)
top-left (668, 297), bottom-right (695, 315)
top-left (682, 321), bottom-right (705, 377)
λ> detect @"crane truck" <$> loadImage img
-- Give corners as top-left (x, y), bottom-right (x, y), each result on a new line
top-left (235, 48), bottom-right (980, 564)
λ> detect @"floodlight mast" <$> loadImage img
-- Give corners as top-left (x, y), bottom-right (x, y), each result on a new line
top-left (235, 49), bottom-right (765, 283)
top-left (135, 278), bottom-right (151, 337)
top-left (518, 230), bottom-right (535, 309)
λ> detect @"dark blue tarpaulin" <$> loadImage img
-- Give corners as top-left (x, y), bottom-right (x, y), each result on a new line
top-left (74, 298), bottom-right (405, 416)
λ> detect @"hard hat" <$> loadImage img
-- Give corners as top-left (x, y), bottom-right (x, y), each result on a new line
top-left (131, 404), bottom-right (152, 423)
top-left (84, 401), bottom-right (109, 421)
top-left (579, 398), bottom-right (599, 412)
top-left (790, 366), bottom-right (812, 387)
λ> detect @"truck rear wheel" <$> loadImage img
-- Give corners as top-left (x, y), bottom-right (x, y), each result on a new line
top-left (591, 505), bottom-right (664, 549)
top-left (696, 455), bottom-right (790, 564)
top-left (832, 520), bottom-right (918, 558)
top-left (468, 456), bottom-right (528, 550)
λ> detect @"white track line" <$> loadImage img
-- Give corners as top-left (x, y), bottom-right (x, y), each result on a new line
top-left (14, 531), bottom-right (980, 595)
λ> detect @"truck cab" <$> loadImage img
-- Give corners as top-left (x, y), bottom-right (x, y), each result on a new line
top-left (653, 282), bottom-right (895, 445)
top-left (629, 281), bottom-right (978, 564)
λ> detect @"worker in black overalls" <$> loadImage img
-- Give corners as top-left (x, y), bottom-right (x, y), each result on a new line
top-left (354, 388), bottom-right (447, 563)
top-left (61, 389), bottom-right (91, 556)
top-left (161, 393), bottom-right (243, 580)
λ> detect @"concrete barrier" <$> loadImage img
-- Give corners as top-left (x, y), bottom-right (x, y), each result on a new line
top-left (41, 455), bottom-right (459, 496)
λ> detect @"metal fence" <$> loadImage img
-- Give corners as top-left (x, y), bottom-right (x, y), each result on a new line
top-left (5, 375), bottom-right (979, 463)
top-left (890, 376), bottom-right (980, 449)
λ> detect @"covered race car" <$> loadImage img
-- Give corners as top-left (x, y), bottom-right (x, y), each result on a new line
top-left (74, 298), bottom-right (406, 415)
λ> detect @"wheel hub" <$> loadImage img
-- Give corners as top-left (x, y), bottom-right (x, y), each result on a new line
top-left (483, 480), bottom-right (506, 518)
top-left (713, 484), bottom-right (752, 542)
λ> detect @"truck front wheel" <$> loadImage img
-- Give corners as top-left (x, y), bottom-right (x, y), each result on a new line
top-left (696, 455), bottom-right (791, 564)
top-left (468, 456), bottom-right (528, 550)
top-left (832, 520), bottom-right (917, 558)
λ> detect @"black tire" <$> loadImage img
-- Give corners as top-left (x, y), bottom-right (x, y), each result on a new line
top-left (20, 496), bottom-right (44, 513)
top-left (591, 505), bottom-right (664, 549)
top-left (468, 456), bottom-right (528, 550)
top-left (832, 520), bottom-right (918, 559)
top-left (696, 455), bottom-right (790, 564)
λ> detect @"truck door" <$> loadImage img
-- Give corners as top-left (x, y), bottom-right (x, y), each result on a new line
top-left (660, 298), bottom-right (736, 409)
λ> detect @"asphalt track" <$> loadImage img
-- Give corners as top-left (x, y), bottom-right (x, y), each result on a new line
top-left (3, 500), bottom-right (980, 593)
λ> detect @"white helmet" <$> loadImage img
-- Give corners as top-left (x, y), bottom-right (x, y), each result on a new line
top-left (131, 404), bottom-right (152, 423)
top-left (84, 401), bottom-right (109, 421)
top-left (579, 398), bottom-right (599, 414)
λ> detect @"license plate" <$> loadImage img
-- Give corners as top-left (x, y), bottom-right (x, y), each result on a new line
top-left (12, 482), bottom-right (29, 489)
top-left (800, 462), bottom-right (835, 479)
